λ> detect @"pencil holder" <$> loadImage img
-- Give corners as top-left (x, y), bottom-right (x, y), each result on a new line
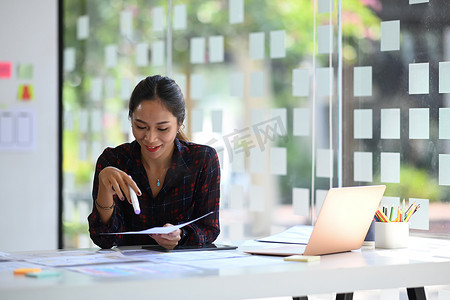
top-left (375, 222), bottom-right (410, 249)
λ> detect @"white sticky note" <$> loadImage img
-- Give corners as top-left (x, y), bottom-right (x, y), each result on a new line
top-left (211, 110), bottom-right (223, 133)
top-left (64, 111), bottom-right (74, 131)
top-left (315, 190), bottom-right (328, 216)
top-left (79, 110), bottom-right (88, 133)
top-left (232, 151), bottom-right (245, 173)
top-left (190, 74), bottom-right (204, 100)
top-left (77, 15), bottom-right (89, 40)
top-left (409, 108), bottom-right (429, 139)
top-left (408, 198), bottom-right (429, 230)
top-left (152, 40), bottom-right (165, 66)
top-left (209, 36), bottom-right (224, 63)
top-left (249, 185), bottom-right (265, 212)
top-left (230, 72), bottom-right (244, 97)
top-left (64, 48), bottom-right (76, 72)
top-left (152, 7), bottom-right (165, 32)
top-left (191, 109), bottom-right (204, 132)
top-left (316, 149), bottom-right (333, 178)
top-left (293, 108), bottom-right (310, 136)
top-left (292, 68), bottom-right (309, 97)
top-left (271, 108), bottom-right (287, 136)
top-left (90, 77), bottom-right (102, 102)
top-left (91, 141), bottom-right (103, 164)
top-left (79, 140), bottom-right (88, 161)
top-left (249, 147), bottom-right (265, 174)
top-left (16, 113), bottom-right (32, 146)
top-left (136, 43), bottom-right (149, 67)
top-left (380, 152), bottom-right (400, 183)
top-left (317, 25), bottom-right (333, 54)
top-left (439, 108), bottom-right (450, 139)
top-left (120, 78), bottom-right (132, 100)
top-left (91, 110), bottom-right (102, 133)
top-left (105, 45), bottom-right (118, 68)
top-left (318, 0), bottom-right (334, 13)
top-left (173, 74), bottom-right (187, 96)
top-left (439, 62), bottom-right (450, 93)
top-left (410, 0), bottom-right (428, 4)
top-left (440, 154), bottom-right (450, 185)
top-left (409, 63), bottom-right (429, 95)
top-left (173, 4), bottom-right (187, 30)
top-left (105, 77), bottom-right (116, 98)
top-left (380, 196), bottom-right (400, 211)
top-left (249, 32), bottom-right (265, 60)
top-left (120, 10), bottom-right (133, 37)
top-left (353, 66), bottom-right (372, 97)
top-left (270, 30), bottom-right (286, 58)
top-left (381, 20), bottom-right (400, 52)
top-left (293, 188), bottom-right (309, 216)
top-left (317, 67), bottom-right (333, 97)
top-left (381, 109), bottom-right (400, 139)
top-left (251, 108), bottom-right (266, 128)
top-left (229, 0), bottom-right (244, 24)
top-left (270, 147), bottom-right (287, 175)
top-left (354, 152), bottom-right (373, 182)
top-left (120, 110), bottom-right (130, 134)
top-left (353, 109), bottom-right (373, 139)
top-left (250, 71), bottom-right (264, 98)
top-left (190, 37), bottom-right (206, 64)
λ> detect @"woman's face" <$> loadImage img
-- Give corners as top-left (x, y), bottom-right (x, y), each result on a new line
top-left (131, 99), bottom-right (179, 162)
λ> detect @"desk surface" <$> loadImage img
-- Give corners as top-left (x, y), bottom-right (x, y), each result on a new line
top-left (1, 237), bottom-right (450, 300)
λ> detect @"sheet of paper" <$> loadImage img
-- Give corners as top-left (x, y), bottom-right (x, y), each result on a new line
top-left (102, 212), bottom-right (213, 235)
top-left (256, 225), bottom-right (313, 244)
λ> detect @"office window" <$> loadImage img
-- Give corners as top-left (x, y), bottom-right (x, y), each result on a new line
top-left (62, 0), bottom-right (450, 248)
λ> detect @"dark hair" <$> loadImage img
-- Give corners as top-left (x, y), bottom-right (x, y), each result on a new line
top-left (128, 75), bottom-right (188, 141)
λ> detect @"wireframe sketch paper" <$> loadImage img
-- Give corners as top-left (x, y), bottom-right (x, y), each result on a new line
top-left (256, 225), bottom-right (313, 244)
top-left (101, 212), bottom-right (213, 235)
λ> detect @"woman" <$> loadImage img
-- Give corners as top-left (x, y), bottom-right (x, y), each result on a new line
top-left (88, 75), bottom-right (220, 249)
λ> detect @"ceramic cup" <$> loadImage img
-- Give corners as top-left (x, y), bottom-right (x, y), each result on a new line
top-left (375, 222), bottom-right (409, 249)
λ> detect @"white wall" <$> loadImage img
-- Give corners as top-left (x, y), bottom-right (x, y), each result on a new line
top-left (0, 0), bottom-right (59, 251)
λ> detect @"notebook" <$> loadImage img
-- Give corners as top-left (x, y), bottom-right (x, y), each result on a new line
top-left (245, 185), bottom-right (386, 256)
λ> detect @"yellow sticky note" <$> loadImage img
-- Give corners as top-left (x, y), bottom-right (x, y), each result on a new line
top-left (284, 255), bottom-right (320, 262)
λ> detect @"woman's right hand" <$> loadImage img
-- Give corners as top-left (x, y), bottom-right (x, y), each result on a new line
top-left (98, 167), bottom-right (141, 204)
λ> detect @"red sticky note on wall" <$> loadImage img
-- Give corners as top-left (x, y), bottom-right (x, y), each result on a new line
top-left (0, 62), bottom-right (12, 79)
top-left (18, 84), bottom-right (34, 101)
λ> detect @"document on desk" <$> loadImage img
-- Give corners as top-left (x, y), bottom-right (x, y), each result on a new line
top-left (256, 225), bottom-right (313, 244)
top-left (101, 211), bottom-right (213, 235)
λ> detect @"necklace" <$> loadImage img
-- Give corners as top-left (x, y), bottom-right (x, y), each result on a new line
top-left (154, 168), bottom-right (168, 187)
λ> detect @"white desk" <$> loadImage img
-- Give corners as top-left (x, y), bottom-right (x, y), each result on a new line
top-left (1, 237), bottom-right (450, 300)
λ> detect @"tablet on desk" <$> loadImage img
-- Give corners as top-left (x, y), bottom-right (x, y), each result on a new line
top-left (143, 243), bottom-right (237, 252)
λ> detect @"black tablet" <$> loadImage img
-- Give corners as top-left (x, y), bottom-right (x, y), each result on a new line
top-left (143, 243), bottom-right (237, 252)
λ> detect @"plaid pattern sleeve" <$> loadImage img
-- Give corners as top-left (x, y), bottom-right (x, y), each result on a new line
top-left (88, 139), bottom-right (221, 249)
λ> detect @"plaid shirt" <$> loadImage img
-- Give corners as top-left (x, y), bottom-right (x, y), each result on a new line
top-left (88, 139), bottom-right (220, 249)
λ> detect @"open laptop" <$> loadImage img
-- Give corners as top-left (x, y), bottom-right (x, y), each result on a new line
top-left (245, 185), bottom-right (386, 256)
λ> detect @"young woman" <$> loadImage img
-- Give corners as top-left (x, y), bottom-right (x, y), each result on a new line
top-left (88, 75), bottom-right (220, 249)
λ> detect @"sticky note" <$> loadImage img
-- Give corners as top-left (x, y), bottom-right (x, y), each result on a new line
top-left (381, 108), bottom-right (400, 139)
top-left (249, 32), bottom-right (265, 60)
top-left (211, 110), bottom-right (223, 133)
top-left (77, 15), bottom-right (89, 40)
top-left (315, 190), bottom-right (327, 216)
top-left (120, 10), bottom-right (133, 37)
top-left (271, 108), bottom-right (287, 136)
top-left (191, 109), bottom-right (204, 132)
top-left (105, 45), bottom-right (118, 68)
top-left (318, 0), bottom-right (334, 13)
top-left (408, 198), bottom-right (429, 230)
top-left (249, 147), bottom-right (265, 174)
top-left (230, 184), bottom-right (244, 209)
top-left (25, 271), bottom-right (61, 278)
top-left (173, 4), bottom-right (187, 30)
top-left (229, 0), bottom-right (244, 24)
top-left (354, 66), bottom-right (372, 97)
top-left (381, 20), bottom-right (400, 52)
top-left (249, 185), bottom-right (265, 212)
top-left (293, 108), bottom-right (310, 136)
top-left (0, 61), bottom-right (12, 79)
top-left (284, 255), bottom-right (320, 262)
top-left (410, 0), bottom-right (428, 4)
top-left (209, 36), bottom-right (224, 63)
top-left (317, 67), bottom-right (333, 97)
top-left (439, 154), bottom-right (450, 186)
top-left (64, 48), bottom-right (76, 72)
top-left (353, 109), bottom-right (372, 139)
top-left (190, 74), bottom-right (204, 100)
top-left (250, 71), bottom-right (264, 98)
top-left (190, 37), bottom-right (206, 64)
top-left (270, 147), bottom-right (287, 175)
top-left (17, 84), bottom-right (34, 101)
top-left (439, 108), bottom-right (450, 139)
top-left (0, 112), bottom-right (14, 145)
top-left (17, 113), bottom-right (33, 145)
top-left (293, 188), bottom-right (310, 216)
top-left (232, 151), bottom-right (245, 173)
top-left (91, 77), bottom-right (102, 102)
top-left (354, 151), bottom-right (373, 182)
top-left (409, 108), bottom-right (429, 139)
top-left (151, 40), bottom-right (165, 66)
top-left (17, 64), bottom-right (33, 80)
top-left (439, 62), bottom-right (450, 93)
top-left (230, 72), bottom-right (244, 97)
top-left (380, 152), bottom-right (400, 183)
top-left (316, 149), bottom-right (333, 178)
top-left (14, 268), bottom-right (41, 275)
top-left (152, 7), bottom-right (164, 32)
top-left (317, 25), bottom-right (333, 54)
top-left (292, 68), bottom-right (309, 97)
top-left (270, 30), bottom-right (286, 58)
top-left (409, 63), bottom-right (429, 95)
top-left (136, 43), bottom-right (149, 67)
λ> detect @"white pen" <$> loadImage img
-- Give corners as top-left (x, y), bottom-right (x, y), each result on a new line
top-left (128, 176), bottom-right (141, 214)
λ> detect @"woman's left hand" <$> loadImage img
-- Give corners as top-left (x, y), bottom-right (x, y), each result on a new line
top-left (149, 224), bottom-right (181, 250)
